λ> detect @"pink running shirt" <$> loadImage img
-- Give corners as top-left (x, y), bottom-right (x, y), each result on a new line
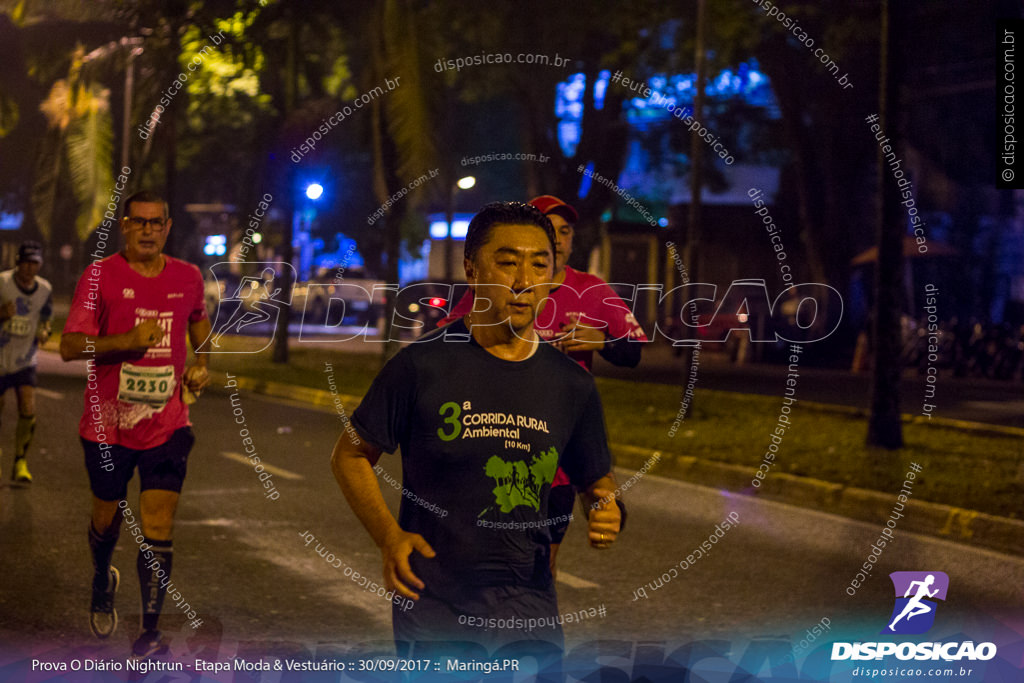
top-left (65, 253), bottom-right (207, 449)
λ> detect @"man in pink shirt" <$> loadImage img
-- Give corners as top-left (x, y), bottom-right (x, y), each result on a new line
top-left (439, 195), bottom-right (645, 572)
top-left (61, 190), bottom-right (211, 658)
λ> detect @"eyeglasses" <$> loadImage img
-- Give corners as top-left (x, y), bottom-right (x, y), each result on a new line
top-left (124, 216), bottom-right (167, 231)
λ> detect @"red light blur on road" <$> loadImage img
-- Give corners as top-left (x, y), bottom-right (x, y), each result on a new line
top-left (429, 297), bottom-right (446, 307)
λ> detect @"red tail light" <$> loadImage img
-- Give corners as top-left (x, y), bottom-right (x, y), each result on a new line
top-left (429, 297), bottom-right (446, 307)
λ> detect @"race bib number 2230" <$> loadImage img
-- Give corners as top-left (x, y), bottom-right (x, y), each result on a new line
top-left (118, 363), bottom-right (175, 408)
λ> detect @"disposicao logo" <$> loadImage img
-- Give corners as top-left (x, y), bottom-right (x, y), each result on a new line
top-left (832, 571), bottom-right (997, 662)
top-left (882, 571), bottom-right (948, 635)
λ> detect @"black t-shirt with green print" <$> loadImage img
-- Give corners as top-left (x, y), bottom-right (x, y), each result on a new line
top-left (351, 319), bottom-right (611, 596)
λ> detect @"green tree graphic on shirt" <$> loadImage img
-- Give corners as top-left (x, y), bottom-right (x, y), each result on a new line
top-left (480, 447), bottom-right (560, 514)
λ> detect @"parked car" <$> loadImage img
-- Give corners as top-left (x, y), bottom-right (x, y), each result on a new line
top-left (206, 268), bottom-right (387, 330)
top-left (295, 274), bottom-right (386, 327)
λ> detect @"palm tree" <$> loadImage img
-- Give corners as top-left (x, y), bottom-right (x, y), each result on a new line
top-left (33, 48), bottom-right (116, 246)
top-left (369, 0), bottom-right (441, 363)
top-left (1, 2), bottom-right (124, 272)
top-left (2, 0), bottom-right (236, 276)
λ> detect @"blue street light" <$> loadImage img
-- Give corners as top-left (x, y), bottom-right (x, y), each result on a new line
top-left (203, 234), bottom-right (227, 256)
top-left (297, 183), bottom-right (324, 280)
top-left (305, 183), bottom-right (324, 200)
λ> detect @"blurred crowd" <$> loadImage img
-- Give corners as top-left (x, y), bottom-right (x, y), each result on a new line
top-left (902, 317), bottom-right (1024, 381)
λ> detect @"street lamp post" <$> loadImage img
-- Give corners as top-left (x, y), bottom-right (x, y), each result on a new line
top-left (272, 181), bottom-right (322, 364)
top-left (297, 182), bottom-right (323, 280)
top-left (81, 36), bottom-right (144, 176)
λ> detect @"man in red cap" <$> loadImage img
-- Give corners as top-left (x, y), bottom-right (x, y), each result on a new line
top-left (438, 194), bottom-right (646, 572)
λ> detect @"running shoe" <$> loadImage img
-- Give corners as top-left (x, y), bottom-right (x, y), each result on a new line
top-left (132, 630), bottom-right (168, 659)
top-left (89, 566), bottom-right (119, 638)
top-left (11, 457), bottom-right (31, 484)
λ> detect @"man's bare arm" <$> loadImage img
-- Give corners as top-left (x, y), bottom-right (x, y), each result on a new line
top-left (579, 473), bottom-right (622, 549)
top-left (60, 321), bottom-right (164, 362)
top-left (331, 435), bottom-right (396, 546)
top-left (183, 318), bottom-right (212, 392)
top-left (330, 433), bottom-right (435, 599)
top-left (188, 318), bottom-right (212, 361)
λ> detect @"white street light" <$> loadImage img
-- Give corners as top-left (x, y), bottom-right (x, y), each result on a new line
top-left (305, 183), bottom-right (324, 200)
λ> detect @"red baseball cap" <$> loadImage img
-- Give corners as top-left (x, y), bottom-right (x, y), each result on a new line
top-left (528, 195), bottom-right (579, 224)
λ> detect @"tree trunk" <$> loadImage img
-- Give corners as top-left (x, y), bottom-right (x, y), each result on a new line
top-left (367, 7), bottom-right (402, 366)
top-left (760, 53), bottom-right (828, 289)
top-left (867, 0), bottom-right (904, 449)
top-left (680, 0), bottom-right (708, 404)
top-left (272, 11), bottom-right (300, 364)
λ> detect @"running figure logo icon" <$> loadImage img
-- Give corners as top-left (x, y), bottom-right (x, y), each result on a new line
top-left (882, 571), bottom-right (949, 635)
top-left (204, 261), bottom-right (294, 353)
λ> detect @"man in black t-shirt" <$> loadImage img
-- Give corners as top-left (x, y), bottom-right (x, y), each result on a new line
top-left (332, 202), bottom-right (621, 659)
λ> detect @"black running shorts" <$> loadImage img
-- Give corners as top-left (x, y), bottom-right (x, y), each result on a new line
top-left (83, 426), bottom-right (195, 501)
top-left (0, 366), bottom-right (37, 394)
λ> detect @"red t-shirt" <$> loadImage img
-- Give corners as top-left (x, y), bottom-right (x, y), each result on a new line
top-left (439, 266), bottom-right (647, 371)
top-left (65, 253), bottom-right (207, 449)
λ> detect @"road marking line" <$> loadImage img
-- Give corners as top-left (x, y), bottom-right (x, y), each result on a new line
top-left (556, 571), bottom-right (599, 589)
top-left (186, 488), bottom-right (262, 496)
top-left (220, 451), bottom-right (304, 480)
top-left (35, 388), bottom-right (64, 399)
top-left (176, 518), bottom-right (238, 527)
top-left (176, 518), bottom-right (294, 526)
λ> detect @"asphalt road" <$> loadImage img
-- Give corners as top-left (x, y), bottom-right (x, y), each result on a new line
top-left (1, 352), bottom-right (1021, 679)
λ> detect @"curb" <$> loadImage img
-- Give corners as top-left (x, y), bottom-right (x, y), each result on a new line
top-left (609, 443), bottom-right (1024, 557)
top-left (208, 370), bottom-right (1024, 557)
top-left (213, 370), bottom-right (363, 411)
top-left (794, 397), bottom-right (1024, 439)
